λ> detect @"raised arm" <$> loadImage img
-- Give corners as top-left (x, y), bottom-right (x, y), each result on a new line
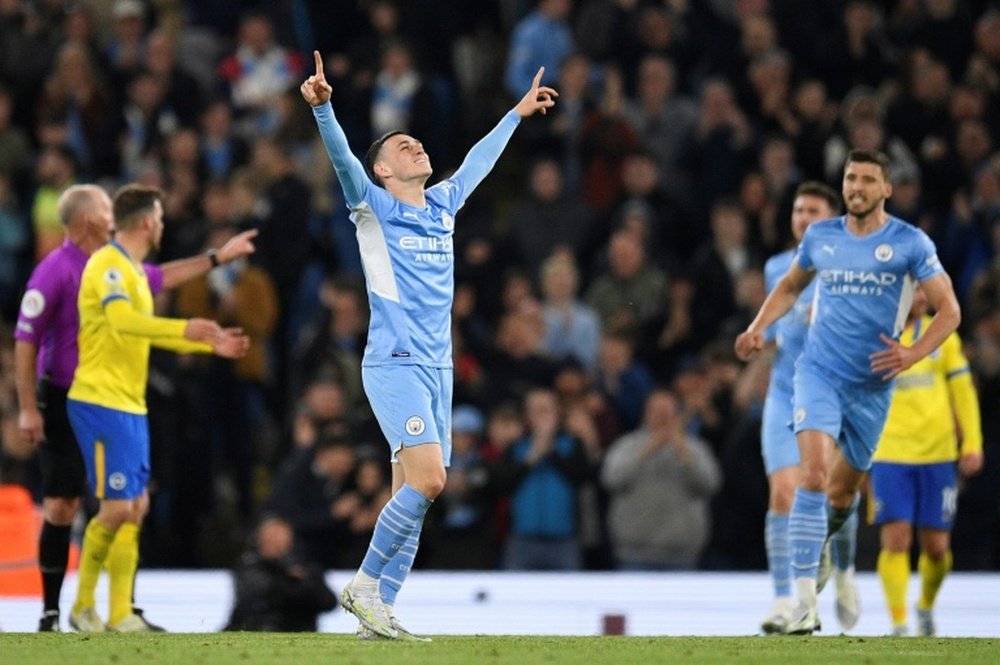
top-left (451, 67), bottom-right (558, 196)
top-left (301, 50), bottom-right (369, 207)
top-left (160, 229), bottom-right (258, 290)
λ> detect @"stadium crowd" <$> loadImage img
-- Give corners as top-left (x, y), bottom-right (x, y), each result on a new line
top-left (0, 0), bottom-right (999, 575)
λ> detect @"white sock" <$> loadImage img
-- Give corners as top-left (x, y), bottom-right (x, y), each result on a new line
top-left (353, 570), bottom-right (379, 589)
top-left (795, 577), bottom-right (817, 609)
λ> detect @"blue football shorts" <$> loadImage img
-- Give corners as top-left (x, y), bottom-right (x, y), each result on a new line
top-left (792, 360), bottom-right (893, 471)
top-left (870, 461), bottom-right (958, 530)
top-left (761, 383), bottom-right (800, 475)
top-left (66, 399), bottom-right (150, 500)
top-left (362, 365), bottom-right (453, 466)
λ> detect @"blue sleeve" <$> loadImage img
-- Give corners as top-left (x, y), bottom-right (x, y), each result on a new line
top-left (311, 101), bottom-right (369, 207)
top-left (912, 229), bottom-right (945, 282)
top-left (795, 227), bottom-right (816, 272)
top-left (763, 255), bottom-right (782, 294)
top-left (437, 111), bottom-right (521, 211)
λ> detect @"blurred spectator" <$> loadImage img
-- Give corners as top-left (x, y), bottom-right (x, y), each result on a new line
top-left (370, 40), bottom-right (444, 160)
top-left (218, 12), bottom-right (303, 134)
top-left (30, 144), bottom-right (76, 262)
top-left (755, 136), bottom-right (802, 254)
top-left (914, 0), bottom-right (975, 81)
top-left (347, 0), bottom-right (407, 91)
top-left (0, 86), bottom-right (32, 189)
top-left (538, 252), bottom-right (601, 371)
top-left (174, 222), bottom-right (280, 522)
top-left (291, 277), bottom-right (367, 410)
top-left (623, 55), bottom-right (697, 207)
top-left (478, 303), bottom-right (558, 407)
top-left (249, 136), bottom-right (312, 403)
top-left (332, 455), bottom-right (391, 568)
top-left (602, 389), bottom-right (720, 569)
top-left (223, 517), bottom-right (337, 632)
top-left (115, 69), bottom-right (180, 181)
top-left (199, 100), bottom-right (249, 181)
top-left (35, 41), bottom-right (112, 176)
top-left (427, 405), bottom-right (497, 568)
top-left (609, 151), bottom-right (692, 267)
top-left (594, 331), bottom-right (655, 432)
top-left (744, 49), bottom-right (795, 139)
top-left (573, 0), bottom-right (639, 68)
top-left (687, 199), bottom-right (759, 349)
top-left (538, 52), bottom-right (592, 192)
top-left (504, 0), bottom-right (573, 98)
top-left (585, 228), bottom-right (668, 332)
top-left (506, 157), bottom-right (597, 280)
top-left (576, 66), bottom-right (640, 215)
top-left (814, 0), bottom-right (895, 99)
top-left (789, 79), bottom-right (836, 181)
top-left (105, 0), bottom-right (148, 86)
top-left (678, 78), bottom-right (753, 219)
top-left (264, 429), bottom-right (358, 568)
top-left (144, 29), bottom-right (205, 126)
top-left (0, 171), bottom-right (28, 321)
top-left (640, 277), bottom-right (697, 383)
top-left (496, 388), bottom-right (588, 570)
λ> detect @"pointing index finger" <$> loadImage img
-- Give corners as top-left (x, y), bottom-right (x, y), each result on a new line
top-left (314, 50), bottom-right (324, 77)
top-left (532, 66), bottom-right (544, 88)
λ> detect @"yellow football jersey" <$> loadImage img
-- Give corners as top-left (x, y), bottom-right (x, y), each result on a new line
top-left (873, 315), bottom-right (982, 464)
top-left (69, 242), bottom-right (209, 413)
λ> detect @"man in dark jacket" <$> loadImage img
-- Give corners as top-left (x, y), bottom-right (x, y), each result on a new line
top-left (224, 517), bottom-right (337, 632)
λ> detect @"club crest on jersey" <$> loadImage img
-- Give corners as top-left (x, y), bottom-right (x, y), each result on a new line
top-left (405, 416), bottom-right (426, 436)
top-left (442, 211), bottom-right (454, 231)
top-left (109, 472), bottom-right (127, 491)
top-left (874, 244), bottom-right (893, 262)
top-left (19, 289), bottom-right (46, 318)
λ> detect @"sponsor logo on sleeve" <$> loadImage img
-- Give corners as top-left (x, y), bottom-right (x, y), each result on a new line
top-left (104, 268), bottom-right (125, 295)
top-left (19, 289), bottom-right (46, 318)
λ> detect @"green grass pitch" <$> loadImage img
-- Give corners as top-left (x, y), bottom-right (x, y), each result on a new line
top-left (2, 634), bottom-right (998, 665)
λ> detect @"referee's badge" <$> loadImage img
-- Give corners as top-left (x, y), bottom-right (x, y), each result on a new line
top-left (405, 416), bottom-right (426, 436)
top-left (19, 289), bottom-right (46, 318)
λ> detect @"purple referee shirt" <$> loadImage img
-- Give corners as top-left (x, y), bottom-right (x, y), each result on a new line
top-left (14, 238), bottom-right (165, 389)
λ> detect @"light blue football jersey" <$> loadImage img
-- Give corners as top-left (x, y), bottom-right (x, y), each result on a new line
top-left (763, 248), bottom-right (817, 395)
top-left (795, 215), bottom-right (944, 387)
top-left (313, 101), bottom-right (521, 368)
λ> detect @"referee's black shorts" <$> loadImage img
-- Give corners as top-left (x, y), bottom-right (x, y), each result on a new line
top-left (37, 379), bottom-right (87, 499)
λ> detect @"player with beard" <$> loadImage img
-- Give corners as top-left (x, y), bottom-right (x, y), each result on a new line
top-left (736, 150), bottom-right (961, 634)
top-left (65, 185), bottom-right (249, 632)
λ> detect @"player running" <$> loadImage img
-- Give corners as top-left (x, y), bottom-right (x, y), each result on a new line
top-left (736, 149), bottom-right (961, 634)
